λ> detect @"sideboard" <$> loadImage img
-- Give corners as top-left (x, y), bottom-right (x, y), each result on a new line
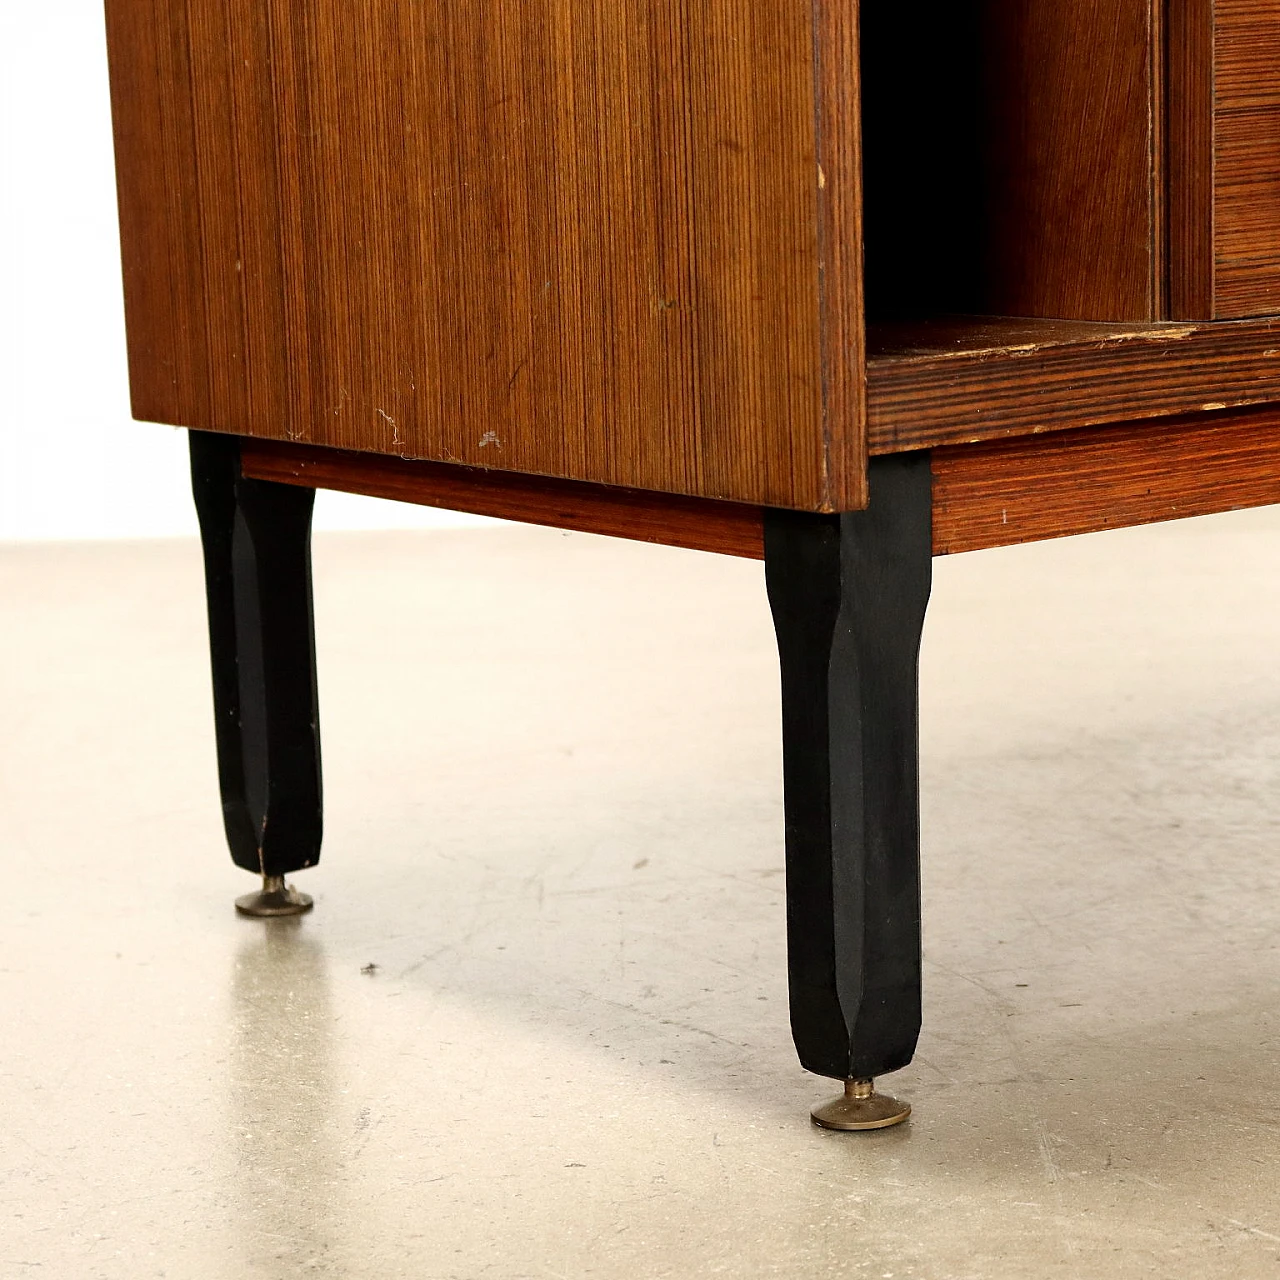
top-left (104, 0), bottom-right (1280, 1129)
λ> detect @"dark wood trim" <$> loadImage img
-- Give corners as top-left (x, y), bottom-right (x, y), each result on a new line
top-left (240, 438), bottom-right (768, 559)
top-left (867, 314), bottom-right (1280, 452)
top-left (1150, 0), bottom-right (1168, 320)
top-left (1166, 0), bottom-right (1215, 319)
top-left (931, 403), bottom-right (1280, 555)
top-left (813, 0), bottom-right (866, 510)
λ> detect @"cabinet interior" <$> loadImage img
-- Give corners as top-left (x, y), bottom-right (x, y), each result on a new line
top-left (860, 0), bottom-right (1280, 440)
top-left (859, 0), bottom-right (1280, 327)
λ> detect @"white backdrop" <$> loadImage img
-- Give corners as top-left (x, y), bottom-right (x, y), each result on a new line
top-left (0, 3), bottom-right (490, 541)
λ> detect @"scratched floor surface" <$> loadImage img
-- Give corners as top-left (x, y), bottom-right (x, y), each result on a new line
top-left (1, 514), bottom-right (1278, 1278)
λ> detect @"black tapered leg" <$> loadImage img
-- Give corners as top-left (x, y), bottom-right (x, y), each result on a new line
top-left (190, 431), bottom-right (323, 896)
top-left (765, 452), bottom-right (932, 1094)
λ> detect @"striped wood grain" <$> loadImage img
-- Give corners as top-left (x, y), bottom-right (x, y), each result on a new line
top-left (867, 315), bottom-right (1280, 452)
top-left (1169, 0), bottom-right (1280, 318)
top-left (932, 404), bottom-right (1280, 552)
top-left (104, 0), bottom-right (864, 511)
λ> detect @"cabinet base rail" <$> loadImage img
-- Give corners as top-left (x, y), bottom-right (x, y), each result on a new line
top-left (238, 401), bottom-right (1280, 559)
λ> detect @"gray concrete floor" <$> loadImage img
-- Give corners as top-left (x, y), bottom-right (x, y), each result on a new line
top-left (1, 511), bottom-right (1278, 1279)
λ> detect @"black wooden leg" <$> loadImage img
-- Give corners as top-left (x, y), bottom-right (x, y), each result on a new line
top-left (765, 452), bottom-right (932, 1128)
top-left (190, 430), bottom-right (323, 916)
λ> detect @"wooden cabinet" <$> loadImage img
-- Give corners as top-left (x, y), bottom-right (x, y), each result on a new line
top-left (106, 0), bottom-right (1280, 509)
top-left (104, 0), bottom-right (1280, 1125)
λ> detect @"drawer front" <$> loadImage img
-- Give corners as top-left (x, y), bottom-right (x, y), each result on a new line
top-left (1213, 0), bottom-right (1280, 316)
top-left (1172, 0), bottom-right (1280, 318)
top-left (1214, 105), bottom-right (1280, 315)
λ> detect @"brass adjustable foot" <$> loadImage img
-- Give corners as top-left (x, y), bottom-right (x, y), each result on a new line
top-left (811, 1078), bottom-right (911, 1131)
top-left (235, 875), bottom-right (314, 918)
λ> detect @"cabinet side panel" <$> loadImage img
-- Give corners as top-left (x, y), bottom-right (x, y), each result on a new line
top-left (104, 0), bottom-right (210, 424)
top-left (104, 0), bottom-right (862, 510)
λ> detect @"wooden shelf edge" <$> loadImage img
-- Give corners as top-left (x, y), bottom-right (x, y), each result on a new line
top-left (867, 314), bottom-right (1280, 452)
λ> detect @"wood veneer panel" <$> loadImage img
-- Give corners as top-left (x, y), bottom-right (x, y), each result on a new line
top-left (1216, 0), bottom-right (1280, 107)
top-left (1214, 100), bottom-right (1280, 316)
top-left (1215, 0), bottom-right (1280, 316)
top-left (104, 0), bottom-right (863, 511)
top-left (1166, 0), bottom-right (1215, 318)
top-left (1171, 0), bottom-right (1280, 318)
top-left (867, 315), bottom-right (1280, 452)
top-left (862, 0), bottom-right (1156, 322)
top-left (241, 440), bottom-right (767, 559)
top-left (932, 404), bottom-right (1280, 554)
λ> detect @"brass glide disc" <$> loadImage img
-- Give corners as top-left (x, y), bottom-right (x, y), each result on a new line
top-left (235, 875), bottom-right (314, 918)
top-left (811, 1079), bottom-right (911, 1131)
